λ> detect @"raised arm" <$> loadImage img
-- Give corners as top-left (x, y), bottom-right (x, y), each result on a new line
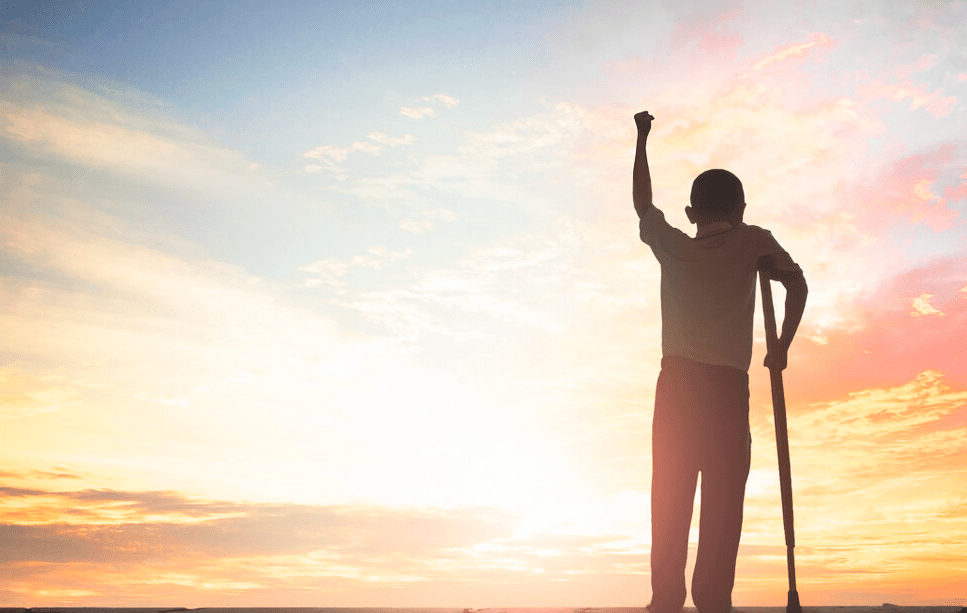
top-left (633, 111), bottom-right (655, 219)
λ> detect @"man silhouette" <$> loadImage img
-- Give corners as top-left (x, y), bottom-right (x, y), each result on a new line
top-left (633, 110), bottom-right (808, 613)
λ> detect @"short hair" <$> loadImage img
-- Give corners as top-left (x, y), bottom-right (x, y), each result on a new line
top-left (690, 169), bottom-right (744, 215)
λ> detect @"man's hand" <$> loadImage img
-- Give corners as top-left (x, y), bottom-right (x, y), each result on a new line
top-left (635, 111), bottom-right (655, 136)
top-left (764, 346), bottom-right (788, 371)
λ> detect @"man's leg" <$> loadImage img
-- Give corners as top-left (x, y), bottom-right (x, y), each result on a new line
top-left (691, 367), bottom-right (751, 613)
top-left (650, 363), bottom-right (701, 613)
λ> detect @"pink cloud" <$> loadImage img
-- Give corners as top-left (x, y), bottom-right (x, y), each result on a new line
top-left (944, 174), bottom-right (967, 201)
top-left (847, 143), bottom-right (961, 232)
top-left (749, 32), bottom-right (833, 73)
top-left (670, 8), bottom-right (743, 60)
top-left (857, 77), bottom-right (958, 117)
top-left (781, 255), bottom-right (967, 406)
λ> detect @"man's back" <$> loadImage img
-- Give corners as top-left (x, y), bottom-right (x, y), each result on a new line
top-left (639, 205), bottom-right (800, 372)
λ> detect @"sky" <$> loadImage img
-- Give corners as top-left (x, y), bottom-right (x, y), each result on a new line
top-left (1, 0), bottom-right (966, 607)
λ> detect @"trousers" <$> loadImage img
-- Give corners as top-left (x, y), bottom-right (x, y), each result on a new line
top-left (650, 356), bottom-right (751, 613)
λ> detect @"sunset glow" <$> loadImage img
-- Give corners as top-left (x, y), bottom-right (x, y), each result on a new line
top-left (1, 0), bottom-right (966, 607)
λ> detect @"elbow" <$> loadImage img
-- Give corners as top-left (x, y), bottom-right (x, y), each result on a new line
top-left (779, 272), bottom-right (808, 299)
top-left (791, 278), bottom-right (808, 304)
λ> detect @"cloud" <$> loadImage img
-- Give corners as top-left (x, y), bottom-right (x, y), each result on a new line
top-left (400, 106), bottom-right (435, 119)
top-left (298, 218), bottom-right (642, 339)
top-left (860, 144), bottom-right (963, 232)
top-left (0, 204), bottom-right (292, 369)
top-left (399, 93), bottom-right (459, 119)
top-left (672, 8), bottom-right (742, 58)
top-left (792, 370), bottom-right (967, 476)
top-left (0, 369), bottom-right (82, 420)
top-left (424, 93), bottom-right (459, 108)
top-left (747, 32), bottom-right (833, 73)
top-left (859, 78), bottom-right (959, 117)
top-left (303, 144), bottom-right (352, 162)
top-left (739, 364), bottom-right (967, 603)
top-left (0, 483), bottom-right (640, 604)
top-left (780, 370), bottom-right (967, 577)
top-left (0, 72), bottom-right (267, 193)
top-left (367, 131), bottom-right (415, 147)
top-left (301, 246), bottom-right (413, 290)
top-left (910, 292), bottom-right (944, 316)
top-left (303, 132), bottom-right (413, 175)
top-left (0, 485), bottom-right (516, 561)
top-left (399, 207), bottom-right (457, 233)
top-left (781, 253), bottom-right (967, 406)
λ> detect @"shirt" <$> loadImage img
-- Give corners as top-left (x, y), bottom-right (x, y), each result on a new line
top-left (640, 205), bottom-right (801, 372)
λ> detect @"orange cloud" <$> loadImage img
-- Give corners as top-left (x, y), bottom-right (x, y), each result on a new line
top-left (3, 483), bottom-right (624, 605)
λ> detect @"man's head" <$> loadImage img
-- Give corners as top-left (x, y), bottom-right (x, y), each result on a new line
top-left (686, 168), bottom-right (746, 225)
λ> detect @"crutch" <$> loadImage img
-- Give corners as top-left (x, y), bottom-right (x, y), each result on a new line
top-left (759, 269), bottom-right (803, 613)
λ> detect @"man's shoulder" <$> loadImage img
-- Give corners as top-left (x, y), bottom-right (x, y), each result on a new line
top-left (736, 222), bottom-right (772, 235)
top-left (640, 203), bottom-right (666, 225)
top-left (640, 204), bottom-right (689, 247)
top-left (738, 223), bottom-right (801, 271)
top-left (733, 223), bottom-right (783, 246)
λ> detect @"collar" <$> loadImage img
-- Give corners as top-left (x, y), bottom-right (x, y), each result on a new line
top-left (695, 221), bottom-right (733, 239)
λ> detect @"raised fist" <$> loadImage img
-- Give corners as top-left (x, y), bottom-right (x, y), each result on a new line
top-left (634, 111), bottom-right (655, 134)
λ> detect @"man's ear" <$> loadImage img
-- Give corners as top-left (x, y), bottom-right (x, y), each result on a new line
top-left (685, 205), bottom-right (696, 224)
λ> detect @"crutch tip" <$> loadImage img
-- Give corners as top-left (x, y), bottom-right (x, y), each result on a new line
top-left (786, 590), bottom-right (802, 613)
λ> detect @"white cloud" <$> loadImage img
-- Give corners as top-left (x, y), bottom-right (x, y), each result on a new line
top-left (367, 132), bottom-right (414, 147)
top-left (301, 246), bottom-right (413, 290)
top-left (351, 140), bottom-right (381, 155)
top-left (303, 133), bottom-right (412, 175)
top-left (399, 93), bottom-right (459, 119)
top-left (424, 93), bottom-right (459, 108)
top-left (400, 219), bottom-right (436, 233)
top-left (399, 207), bottom-right (457, 233)
top-left (400, 106), bottom-right (435, 119)
top-left (303, 144), bottom-right (350, 161)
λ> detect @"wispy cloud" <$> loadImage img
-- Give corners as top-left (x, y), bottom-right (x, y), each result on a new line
top-left (400, 106), bottom-right (436, 119)
top-left (0, 72), bottom-right (266, 193)
top-left (424, 93), bottom-right (459, 108)
top-left (0, 483), bottom-right (523, 603)
top-left (400, 93), bottom-right (460, 119)
top-left (748, 32), bottom-right (834, 73)
top-left (304, 132), bottom-right (413, 175)
top-left (399, 207), bottom-right (457, 233)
